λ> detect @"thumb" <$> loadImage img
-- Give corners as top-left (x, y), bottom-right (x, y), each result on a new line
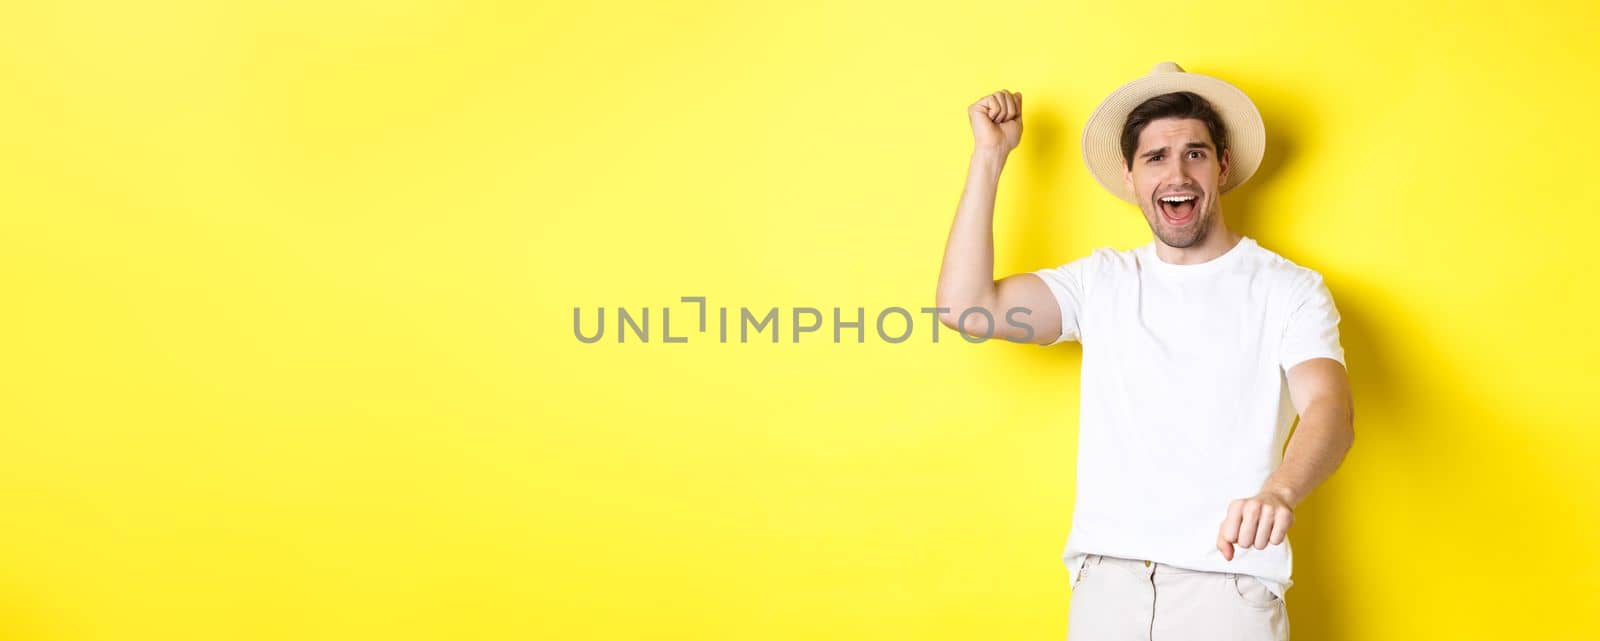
top-left (1217, 533), bottom-right (1235, 561)
top-left (969, 97), bottom-right (999, 127)
top-left (1217, 499), bottom-right (1243, 561)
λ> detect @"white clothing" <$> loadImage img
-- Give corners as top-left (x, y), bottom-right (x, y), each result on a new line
top-left (1032, 236), bottom-right (1346, 600)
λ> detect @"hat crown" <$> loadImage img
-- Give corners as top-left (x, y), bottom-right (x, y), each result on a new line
top-left (1150, 61), bottom-right (1185, 74)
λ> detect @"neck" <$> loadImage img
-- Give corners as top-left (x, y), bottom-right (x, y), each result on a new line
top-left (1153, 220), bottom-right (1242, 265)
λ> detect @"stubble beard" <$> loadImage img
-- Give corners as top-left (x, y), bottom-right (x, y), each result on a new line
top-left (1144, 198), bottom-right (1212, 249)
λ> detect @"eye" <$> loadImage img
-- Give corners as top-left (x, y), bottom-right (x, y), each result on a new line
top-left (1147, 154), bottom-right (1162, 162)
top-left (1188, 150), bottom-right (1204, 159)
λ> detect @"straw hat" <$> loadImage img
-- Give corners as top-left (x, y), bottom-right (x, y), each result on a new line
top-left (1081, 61), bottom-right (1266, 204)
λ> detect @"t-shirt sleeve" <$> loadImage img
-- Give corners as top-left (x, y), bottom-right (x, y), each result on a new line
top-left (1279, 273), bottom-right (1347, 371)
top-left (1030, 252), bottom-right (1097, 346)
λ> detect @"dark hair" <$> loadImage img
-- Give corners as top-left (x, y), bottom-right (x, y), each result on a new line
top-left (1120, 91), bottom-right (1229, 171)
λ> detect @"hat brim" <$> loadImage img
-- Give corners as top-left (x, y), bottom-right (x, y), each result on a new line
top-left (1081, 70), bottom-right (1265, 205)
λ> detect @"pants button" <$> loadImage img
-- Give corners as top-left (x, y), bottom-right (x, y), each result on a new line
top-left (1143, 560), bottom-right (1151, 567)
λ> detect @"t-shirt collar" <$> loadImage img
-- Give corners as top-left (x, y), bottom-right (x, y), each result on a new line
top-left (1141, 235), bottom-right (1255, 276)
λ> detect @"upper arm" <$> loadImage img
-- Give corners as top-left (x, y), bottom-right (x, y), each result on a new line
top-left (1280, 271), bottom-right (1353, 420)
top-left (1021, 252), bottom-right (1098, 346)
top-left (1279, 273), bottom-right (1345, 370)
top-left (992, 272), bottom-right (1061, 345)
top-left (1285, 358), bottom-right (1353, 421)
top-left (937, 270), bottom-right (1059, 345)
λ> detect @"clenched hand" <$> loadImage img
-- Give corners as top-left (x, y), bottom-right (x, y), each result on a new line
top-left (968, 90), bottom-right (1022, 154)
top-left (1216, 490), bottom-right (1295, 561)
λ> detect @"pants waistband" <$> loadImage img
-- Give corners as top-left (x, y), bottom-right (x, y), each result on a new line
top-left (1089, 553), bottom-right (1235, 578)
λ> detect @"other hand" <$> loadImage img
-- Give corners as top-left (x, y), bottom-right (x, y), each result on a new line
top-left (1216, 490), bottom-right (1295, 561)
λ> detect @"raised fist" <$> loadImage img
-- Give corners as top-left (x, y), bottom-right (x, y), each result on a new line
top-left (968, 90), bottom-right (1023, 153)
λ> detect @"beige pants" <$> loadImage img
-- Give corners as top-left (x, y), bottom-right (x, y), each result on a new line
top-left (1066, 554), bottom-right (1289, 641)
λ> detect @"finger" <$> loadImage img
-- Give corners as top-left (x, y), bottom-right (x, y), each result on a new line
top-left (1014, 91), bottom-right (1023, 115)
top-left (1269, 508), bottom-right (1293, 545)
top-left (999, 90), bottom-right (1013, 121)
top-left (968, 101), bottom-right (996, 129)
top-left (984, 95), bottom-right (1001, 121)
top-left (1218, 500), bottom-right (1244, 561)
top-left (1221, 499), bottom-right (1243, 543)
top-left (1254, 507), bottom-right (1274, 549)
top-left (1001, 91), bottom-right (1015, 121)
top-left (1238, 501), bottom-right (1260, 548)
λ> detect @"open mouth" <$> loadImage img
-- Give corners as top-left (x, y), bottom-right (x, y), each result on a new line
top-left (1158, 194), bottom-right (1199, 225)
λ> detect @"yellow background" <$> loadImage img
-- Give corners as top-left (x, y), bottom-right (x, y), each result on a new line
top-left (2, 1), bottom-right (1596, 639)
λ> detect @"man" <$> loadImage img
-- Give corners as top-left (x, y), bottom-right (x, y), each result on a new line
top-left (934, 62), bottom-right (1354, 641)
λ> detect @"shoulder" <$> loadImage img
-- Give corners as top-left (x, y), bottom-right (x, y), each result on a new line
top-left (1096, 244), bottom-right (1142, 267)
top-left (1079, 244), bottom-right (1143, 273)
top-left (1241, 239), bottom-right (1330, 294)
top-left (1037, 244), bottom-right (1138, 276)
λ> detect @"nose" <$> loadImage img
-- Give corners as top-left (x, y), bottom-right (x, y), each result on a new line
top-left (1164, 164), bottom-right (1196, 193)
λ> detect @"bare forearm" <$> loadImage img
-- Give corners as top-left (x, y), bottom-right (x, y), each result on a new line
top-left (936, 147), bottom-right (1009, 313)
top-left (1262, 399), bottom-right (1355, 508)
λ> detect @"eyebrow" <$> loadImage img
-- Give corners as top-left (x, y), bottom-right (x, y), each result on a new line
top-left (1139, 141), bottom-right (1214, 161)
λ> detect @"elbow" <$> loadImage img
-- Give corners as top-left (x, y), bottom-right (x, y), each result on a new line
top-left (933, 303), bottom-right (982, 336)
top-left (936, 307), bottom-right (963, 332)
top-left (939, 306), bottom-right (1009, 340)
top-left (933, 292), bottom-right (964, 331)
top-left (934, 288), bottom-right (999, 334)
top-left (933, 287), bottom-right (953, 328)
top-left (1345, 405), bottom-right (1356, 450)
top-left (1304, 396), bottom-right (1356, 451)
top-left (1336, 401), bottom-right (1356, 453)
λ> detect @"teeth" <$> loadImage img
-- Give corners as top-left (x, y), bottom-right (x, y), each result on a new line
top-left (1160, 195), bottom-right (1197, 204)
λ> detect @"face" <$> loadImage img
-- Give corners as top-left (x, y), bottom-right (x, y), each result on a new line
top-left (1122, 117), bottom-right (1231, 249)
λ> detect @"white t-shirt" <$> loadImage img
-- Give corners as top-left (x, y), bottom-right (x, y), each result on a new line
top-left (1031, 235), bottom-right (1345, 599)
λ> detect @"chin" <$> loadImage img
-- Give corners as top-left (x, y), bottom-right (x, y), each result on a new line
top-left (1154, 220), bottom-right (1207, 248)
top-left (1157, 234), bottom-right (1199, 249)
top-left (1142, 203), bottom-right (1212, 246)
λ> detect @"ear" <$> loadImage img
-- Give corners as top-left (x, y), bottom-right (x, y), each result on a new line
top-left (1122, 161), bottom-right (1134, 195)
top-left (1218, 148), bottom-right (1231, 187)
